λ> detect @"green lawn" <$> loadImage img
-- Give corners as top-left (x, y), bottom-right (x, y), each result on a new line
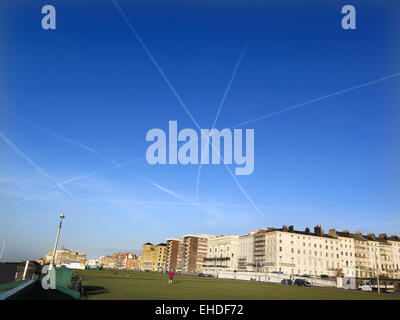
top-left (75, 270), bottom-right (400, 300)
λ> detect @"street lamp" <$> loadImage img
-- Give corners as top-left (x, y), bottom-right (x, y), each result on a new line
top-left (49, 214), bottom-right (65, 271)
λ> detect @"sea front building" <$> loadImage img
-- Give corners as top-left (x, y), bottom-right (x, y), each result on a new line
top-left (237, 225), bottom-right (357, 277)
top-left (166, 234), bottom-right (215, 273)
top-left (140, 243), bottom-right (167, 272)
top-left (235, 225), bottom-right (400, 279)
top-left (202, 235), bottom-right (240, 274)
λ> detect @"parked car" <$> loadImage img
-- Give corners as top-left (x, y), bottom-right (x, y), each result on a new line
top-left (358, 281), bottom-right (373, 292)
top-left (206, 274), bottom-right (213, 278)
top-left (358, 280), bottom-right (394, 293)
top-left (281, 279), bottom-right (293, 285)
top-left (320, 274), bottom-right (330, 279)
top-left (294, 279), bottom-right (311, 287)
top-left (198, 272), bottom-right (205, 277)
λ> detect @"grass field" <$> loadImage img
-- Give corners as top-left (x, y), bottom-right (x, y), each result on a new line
top-left (75, 270), bottom-right (400, 300)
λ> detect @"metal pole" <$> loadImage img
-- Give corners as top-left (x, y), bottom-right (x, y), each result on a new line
top-left (0, 240), bottom-right (5, 261)
top-left (49, 214), bottom-right (64, 271)
top-left (22, 260), bottom-right (29, 280)
top-left (374, 250), bottom-right (380, 294)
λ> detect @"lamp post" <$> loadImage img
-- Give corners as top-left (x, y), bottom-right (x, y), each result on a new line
top-left (373, 249), bottom-right (381, 294)
top-left (49, 214), bottom-right (65, 271)
top-left (0, 240), bottom-right (5, 261)
top-left (368, 242), bottom-right (380, 294)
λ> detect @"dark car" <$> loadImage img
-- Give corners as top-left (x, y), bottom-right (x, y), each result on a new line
top-left (206, 274), bottom-right (213, 278)
top-left (294, 279), bottom-right (311, 287)
top-left (281, 279), bottom-right (293, 285)
top-left (198, 272), bottom-right (205, 277)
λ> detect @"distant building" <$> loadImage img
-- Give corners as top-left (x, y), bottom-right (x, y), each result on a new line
top-left (166, 234), bottom-right (215, 273)
top-left (141, 243), bottom-right (167, 272)
top-left (86, 259), bottom-right (100, 268)
top-left (102, 253), bottom-right (139, 270)
top-left (126, 254), bottom-right (140, 270)
top-left (44, 248), bottom-right (86, 266)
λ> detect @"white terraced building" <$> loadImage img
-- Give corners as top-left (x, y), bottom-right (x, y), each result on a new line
top-left (234, 225), bottom-right (400, 279)
top-left (202, 235), bottom-right (240, 274)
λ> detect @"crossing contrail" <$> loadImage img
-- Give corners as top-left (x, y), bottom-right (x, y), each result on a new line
top-left (0, 130), bottom-right (72, 197)
top-left (196, 25), bottom-right (255, 215)
top-left (113, 0), bottom-right (264, 216)
top-left (1, 110), bottom-right (191, 204)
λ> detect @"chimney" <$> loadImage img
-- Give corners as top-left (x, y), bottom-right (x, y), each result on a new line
top-left (314, 225), bottom-right (322, 236)
top-left (282, 225), bottom-right (288, 231)
top-left (329, 229), bottom-right (337, 238)
top-left (367, 233), bottom-right (376, 239)
top-left (305, 227), bottom-right (310, 234)
top-left (354, 231), bottom-right (363, 239)
top-left (342, 229), bottom-right (350, 234)
top-left (288, 225), bottom-right (294, 232)
top-left (391, 235), bottom-right (398, 240)
top-left (379, 233), bottom-right (387, 240)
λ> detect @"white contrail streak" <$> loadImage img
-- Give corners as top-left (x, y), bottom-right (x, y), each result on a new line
top-left (232, 72), bottom-right (400, 128)
top-left (0, 130), bottom-right (72, 197)
top-left (196, 26), bottom-right (255, 215)
top-left (6, 117), bottom-right (190, 204)
top-left (113, 0), bottom-right (263, 216)
top-left (112, 0), bottom-right (201, 129)
top-left (16, 157), bottom-right (143, 204)
top-left (0, 107), bottom-right (190, 204)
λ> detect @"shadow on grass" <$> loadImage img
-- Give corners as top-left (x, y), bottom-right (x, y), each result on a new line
top-left (83, 285), bottom-right (109, 296)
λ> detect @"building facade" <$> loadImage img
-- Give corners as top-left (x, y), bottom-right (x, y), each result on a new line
top-left (166, 234), bottom-right (215, 273)
top-left (232, 225), bottom-right (400, 279)
top-left (203, 235), bottom-right (240, 274)
top-left (238, 231), bottom-right (256, 271)
top-left (44, 248), bottom-right (86, 266)
top-left (141, 243), bottom-right (167, 272)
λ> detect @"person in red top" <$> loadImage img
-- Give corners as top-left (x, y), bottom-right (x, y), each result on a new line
top-left (168, 270), bottom-right (174, 283)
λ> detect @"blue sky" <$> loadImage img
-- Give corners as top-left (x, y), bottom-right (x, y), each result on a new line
top-left (0, 0), bottom-right (399, 260)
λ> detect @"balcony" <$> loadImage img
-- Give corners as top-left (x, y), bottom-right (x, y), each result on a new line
top-left (204, 257), bottom-right (230, 261)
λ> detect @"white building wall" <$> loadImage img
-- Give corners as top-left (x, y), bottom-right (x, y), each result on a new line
top-left (203, 235), bottom-right (240, 273)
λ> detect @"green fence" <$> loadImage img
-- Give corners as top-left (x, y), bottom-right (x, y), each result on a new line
top-left (55, 266), bottom-right (82, 299)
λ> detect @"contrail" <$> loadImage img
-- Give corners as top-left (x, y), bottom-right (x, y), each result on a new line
top-left (73, 198), bottom-right (254, 207)
top-left (0, 109), bottom-right (119, 164)
top-left (0, 130), bottom-right (72, 197)
top-left (0, 106), bottom-right (190, 204)
top-left (113, 0), bottom-right (264, 216)
top-left (196, 25), bottom-right (255, 215)
top-left (232, 72), bottom-right (400, 128)
top-left (3, 109), bottom-right (192, 204)
top-left (16, 157), bottom-right (143, 204)
top-left (3, 113), bottom-right (191, 204)
top-left (112, 0), bottom-right (201, 129)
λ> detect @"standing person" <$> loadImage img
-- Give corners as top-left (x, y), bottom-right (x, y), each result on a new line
top-left (168, 270), bottom-right (174, 284)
